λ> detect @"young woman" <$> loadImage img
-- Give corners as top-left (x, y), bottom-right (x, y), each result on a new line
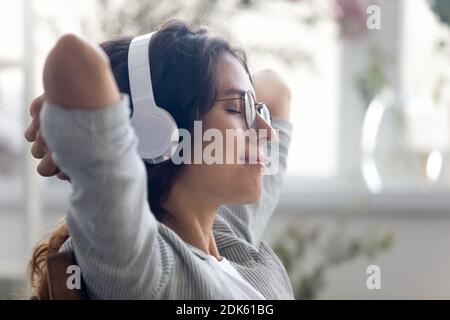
top-left (25, 20), bottom-right (294, 299)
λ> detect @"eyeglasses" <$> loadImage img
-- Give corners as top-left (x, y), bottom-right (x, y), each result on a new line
top-left (216, 90), bottom-right (271, 129)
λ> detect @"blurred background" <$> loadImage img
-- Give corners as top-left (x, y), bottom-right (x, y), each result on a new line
top-left (0, 0), bottom-right (450, 299)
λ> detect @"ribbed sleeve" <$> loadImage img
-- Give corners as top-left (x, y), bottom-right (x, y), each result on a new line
top-left (40, 95), bottom-right (172, 299)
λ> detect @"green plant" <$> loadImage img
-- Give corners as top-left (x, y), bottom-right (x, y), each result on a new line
top-left (355, 47), bottom-right (388, 108)
top-left (430, 0), bottom-right (450, 27)
top-left (82, 0), bottom-right (221, 37)
top-left (79, 0), bottom-right (326, 69)
top-left (272, 212), bottom-right (394, 299)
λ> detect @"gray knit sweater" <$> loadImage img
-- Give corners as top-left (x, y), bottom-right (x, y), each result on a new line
top-left (40, 94), bottom-right (294, 300)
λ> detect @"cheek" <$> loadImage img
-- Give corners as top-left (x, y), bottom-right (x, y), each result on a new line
top-left (204, 111), bottom-right (247, 151)
top-left (221, 130), bottom-right (248, 163)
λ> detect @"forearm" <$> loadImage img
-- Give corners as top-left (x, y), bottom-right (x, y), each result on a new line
top-left (39, 35), bottom-right (168, 298)
top-left (40, 96), bottom-right (167, 298)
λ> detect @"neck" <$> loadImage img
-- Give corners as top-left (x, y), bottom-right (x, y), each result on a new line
top-left (160, 175), bottom-right (222, 259)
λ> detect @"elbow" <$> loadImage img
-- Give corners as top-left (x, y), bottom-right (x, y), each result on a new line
top-left (42, 33), bottom-right (117, 108)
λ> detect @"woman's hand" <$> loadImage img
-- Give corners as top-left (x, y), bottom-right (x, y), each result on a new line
top-left (253, 69), bottom-right (292, 121)
top-left (24, 93), bottom-right (70, 180)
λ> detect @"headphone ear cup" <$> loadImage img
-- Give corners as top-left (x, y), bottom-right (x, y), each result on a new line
top-left (128, 32), bottom-right (180, 163)
top-left (132, 108), bottom-right (179, 162)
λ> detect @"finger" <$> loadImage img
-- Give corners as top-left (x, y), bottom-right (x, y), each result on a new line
top-left (30, 94), bottom-right (45, 117)
top-left (37, 152), bottom-right (59, 177)
top-left (25, 94), bottom-right (44, 142)
top-left (24, 117), bottom-right (40, 142)
top-left (31, 130), bottom-right (47, 159)
top-left (57, 171), bottom-right (70, 181)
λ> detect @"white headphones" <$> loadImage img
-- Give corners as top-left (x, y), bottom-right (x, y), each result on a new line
top-left (128, 32), bottom-right (179, 164)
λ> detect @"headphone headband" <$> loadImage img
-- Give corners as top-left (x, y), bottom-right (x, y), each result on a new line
top-left (128, 32), bottom-right (157, 117)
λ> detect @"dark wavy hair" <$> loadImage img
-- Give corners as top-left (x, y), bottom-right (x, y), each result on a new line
top-left (28, 19), bottom-right (251, 299)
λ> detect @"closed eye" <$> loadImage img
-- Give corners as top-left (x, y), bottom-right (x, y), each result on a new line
top-left (225, 104), bottom-right (242, 113)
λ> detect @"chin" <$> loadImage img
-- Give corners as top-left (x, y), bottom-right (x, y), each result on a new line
top-left (237, 182), bottom-right (262, 204)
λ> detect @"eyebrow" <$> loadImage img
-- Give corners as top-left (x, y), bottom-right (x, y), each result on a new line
top-left (223, 88), bottom-right (247, 96)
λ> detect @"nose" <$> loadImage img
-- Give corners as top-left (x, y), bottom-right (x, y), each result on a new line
top-left (254, 112), bottom-right (277, 144)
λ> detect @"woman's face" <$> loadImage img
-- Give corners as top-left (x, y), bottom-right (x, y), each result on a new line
top-left (178, 52), bottom-right (276, 205)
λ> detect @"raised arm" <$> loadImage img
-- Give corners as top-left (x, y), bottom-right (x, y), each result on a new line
top-left (37, 35), bottom-right (172, 299)
top-left (218, 70), bottom-right (293, 247)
